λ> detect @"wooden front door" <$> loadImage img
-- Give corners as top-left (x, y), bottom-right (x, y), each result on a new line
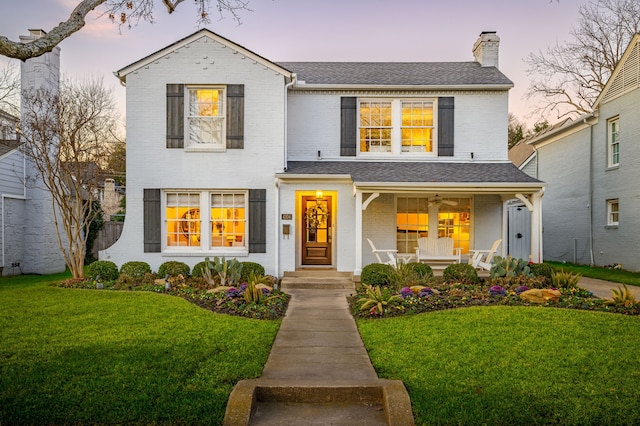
top-left (302, 195), bottom-right (332, 265)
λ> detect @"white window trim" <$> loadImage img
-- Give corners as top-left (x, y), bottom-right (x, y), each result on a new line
top-left (606, 198), bottom-right (619, 226)
top-left (607, 116), bottom-right (619, 168)
top-left (184, 85), bottom-right (227, 152)
top-left (162, 189), bottom-right (249, 255)
top-left (357, 98), bottom-right (438, 157)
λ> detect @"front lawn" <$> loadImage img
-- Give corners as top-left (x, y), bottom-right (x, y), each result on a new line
top-left (358, 306), bottom-right (640, 425)
top-left (548, 261), bottom-right (640, 286)
top-left (0, 273), bottom-right (280, 425)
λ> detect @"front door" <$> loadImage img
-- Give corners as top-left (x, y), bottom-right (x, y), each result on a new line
top-left (302, 195), bottom-right (332, 265)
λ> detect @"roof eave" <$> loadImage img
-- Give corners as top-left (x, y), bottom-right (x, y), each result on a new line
top-left (353, 181), bottom-right (546, 192)
top-left (292, 83), bottom-right (513, 91)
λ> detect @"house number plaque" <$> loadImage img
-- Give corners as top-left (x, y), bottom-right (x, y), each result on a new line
top-left (281, 214), bottom-right (292, 220)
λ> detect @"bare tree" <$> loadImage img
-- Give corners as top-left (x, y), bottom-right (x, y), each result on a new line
top-left (0, 0), bottom-right (250, 61)
top-left (0, 61), bottom-right (19, 115)
top-left (525, 0), bottom-right (640, 120)
top-left (19, 77), bottom-right (121, 279)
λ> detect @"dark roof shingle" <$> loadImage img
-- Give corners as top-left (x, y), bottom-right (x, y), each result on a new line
top-left (277, 62), bottom-right (513, 86)
top-left (283, 161), bottom-right (541, 184)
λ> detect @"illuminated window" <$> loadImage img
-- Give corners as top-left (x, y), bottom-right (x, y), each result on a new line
top-left (166, 192), bottom-right (201, 247)
top-left (359, 99), bottom-right (436, 155)
top-left (359, 101), bottom-right (392, 152)
top-left (608, 117), bottom-right (619, 167)
top-left (607, 199), bottom-right (619, 226)
top-left (210, 193), bottom-right (246, 248)
top-left (187, 87), bottom-right (225, 148)
top-left (401, 101), bottom-right (434, 152)
top-left (165, 190), bottom-right (247, 250)
top-left (396, 197), bottom-right (470, 254)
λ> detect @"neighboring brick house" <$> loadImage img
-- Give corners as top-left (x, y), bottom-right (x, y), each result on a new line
top-left (102, 29), bottom-right (545, 276)
top-left (518, 34), bottom-right (640, 272)
top-left (0, 30), bottom-right (66, 276)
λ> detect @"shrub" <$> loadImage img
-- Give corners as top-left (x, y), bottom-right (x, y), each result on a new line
top-left (119, 261), bottom-right (151, 278)
top-left (240, 262), bottom-right (265, 282)
top-left (390, 262), bottom-right (433, 289)
top-left (606, 284), bottom-right (638, 307)
top-left (551, 270), bottom-right (581, 289)
top-left (443, 263), bottom-right (479, 283)
top-left (157, 261), bottom-right (190, 278)
top-left (529, 262), bottom-right (554, 280)
top-left (191, 261), bottom-right (208, 278)
top-left (406, 262), bottom-right (434, 279)
top-left (86, 260), bottom-right (119, 281)
top-left (360, 263), bottom-right (395, 287)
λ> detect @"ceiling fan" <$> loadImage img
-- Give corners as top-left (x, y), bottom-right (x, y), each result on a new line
top-left (428, 196), bottom-right (458, 207)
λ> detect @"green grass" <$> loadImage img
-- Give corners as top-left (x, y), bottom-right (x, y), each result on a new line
top-left (0, 272), bottom-right (280, 425)
top-left (548, 261), bottom-right (640, 286)
top-left (358, 306), bottom-right (640, 425)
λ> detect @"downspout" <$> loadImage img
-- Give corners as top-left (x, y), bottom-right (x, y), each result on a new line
top-left (274, 177), bottom-right (280, 279)
top-left (586, 118), bottom-right (595, 266)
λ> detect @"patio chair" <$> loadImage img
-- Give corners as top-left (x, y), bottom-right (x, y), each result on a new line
top-left (469, 239), bottom-right (502, 271)
top-left (366, 238), bottom-right (398, 266)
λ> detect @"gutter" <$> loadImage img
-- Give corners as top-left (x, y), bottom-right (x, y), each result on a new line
top-left (291, 83), bottom-right (513, 91)
top-left (587, 117), bottom-right (595, 266)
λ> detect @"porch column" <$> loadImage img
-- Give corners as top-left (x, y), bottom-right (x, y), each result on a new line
top-left (355, 190), bottom-right (363, 275)
top-left (530, 190), bottom-right (543, 263)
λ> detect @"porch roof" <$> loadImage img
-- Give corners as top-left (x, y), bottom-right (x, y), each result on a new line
top-left (281, 161), bottom-right (543, 186)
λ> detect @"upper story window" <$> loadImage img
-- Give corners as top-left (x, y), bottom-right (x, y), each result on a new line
top-left (186, 86), bottom-right (226, 150)
top-left (607, 199), bottom-right (619, 226)
top-left (359, 99), bottom-right (436, 155)
top-left (608, 117), bottom-right (619, 167)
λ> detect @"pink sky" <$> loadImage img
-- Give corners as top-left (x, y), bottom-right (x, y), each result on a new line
top-left (1, 0), bottom-right (583, 127)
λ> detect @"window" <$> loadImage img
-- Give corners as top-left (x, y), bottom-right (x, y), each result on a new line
top-left (607, 199), bottom-right (619, 226)
top-left (165, 190), bottom-right (247, 250)
top-left (396, 197), bottom-right (470, 254)
top-left (608, 117), bottom-right (619, 167)
top-left (186, 86), bottom-right (225, 149)
top-left (359, 99), bottom-right (436, 155)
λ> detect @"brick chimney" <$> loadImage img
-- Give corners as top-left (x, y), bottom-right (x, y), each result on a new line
top-left (473, 31), bottom-right (500, 68)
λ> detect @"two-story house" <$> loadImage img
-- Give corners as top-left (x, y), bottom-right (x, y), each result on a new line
top-left (522, 34), bottom-right (640, 272)
top-left (102, 29), bottom-right (545, 276)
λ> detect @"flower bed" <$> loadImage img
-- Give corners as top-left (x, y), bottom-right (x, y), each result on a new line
top-left (350, 277), bottom-right (640, 318)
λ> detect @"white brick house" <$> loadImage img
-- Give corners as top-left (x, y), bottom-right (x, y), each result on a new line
top-left (102, 29), bottom-right (545, 276)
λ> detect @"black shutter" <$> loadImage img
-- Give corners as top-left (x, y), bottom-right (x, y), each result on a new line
top-left (166, 84), bottom-right (184, 148)
top-left (438, 97), bottom-right (454, 156)
top-left (226, 84), bottom-right (244, 149)
top-left (143, 189), bottom-right (161, 253)
top-left (340, 97), bottom-right (357, 156)
top-left (248, 189), bottom-right (266, 253)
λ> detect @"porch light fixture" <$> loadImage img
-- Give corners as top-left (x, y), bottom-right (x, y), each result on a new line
top-left (315, 190), bottom-right (323, 200)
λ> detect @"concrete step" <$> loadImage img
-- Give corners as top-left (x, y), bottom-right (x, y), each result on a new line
top-left (280, 277), bottom-right (355, 291)
top-left (283, 270), bottom-right (352, 278)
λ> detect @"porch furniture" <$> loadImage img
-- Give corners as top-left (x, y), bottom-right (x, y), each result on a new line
top-left (367, 238), bottom-right (399, 266)
top-left (415, 237), bottom-right (462, 267)
top-left (469, 239), bottom-right (502, 271)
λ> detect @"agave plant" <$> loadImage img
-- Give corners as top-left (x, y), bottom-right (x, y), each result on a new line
top-left (358, 285), bottom-right (402, 315)
top-left (606, 284), bottom-right (638, 307)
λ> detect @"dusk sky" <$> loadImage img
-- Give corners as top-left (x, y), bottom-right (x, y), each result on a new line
top-left (1, 0), bottom-right (584, 126)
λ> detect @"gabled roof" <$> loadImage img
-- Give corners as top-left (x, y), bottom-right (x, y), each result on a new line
top-left (594, 33), bottom-right (640, 108)
top-left (115, 29), bottom-right (294, 84)
top-left (281, 161), bottom-right (542, 186)
top-left (279, 62), bottom-right (513, 89)
top-left (508, 140), bottom-right (535, 169)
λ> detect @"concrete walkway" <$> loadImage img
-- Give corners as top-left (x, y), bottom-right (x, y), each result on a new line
top-left (224, 288), bottom-right (415, 425)
top-left (578, 276), bottom-right (640, 300)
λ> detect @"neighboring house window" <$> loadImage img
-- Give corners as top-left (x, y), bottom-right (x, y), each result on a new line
top-left (608, 117), bottom-right (619, 167)
top-left (395, 197), bottom-right (470, 254)
top-left (187, 86), bottom-right (225, 149)
top-left (607, 199), bottom-right (619, 226)
top-left (165, 190), bottom-right (247, 250)
top-left (359, 99), bottom-right (436, 155)
top-left (210, 192), bottom-right (246, 248)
